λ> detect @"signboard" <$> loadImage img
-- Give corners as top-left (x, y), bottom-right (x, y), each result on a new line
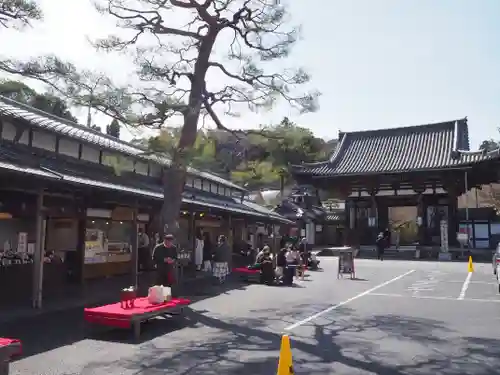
top-left (338, 249), bottom-right (355, 279)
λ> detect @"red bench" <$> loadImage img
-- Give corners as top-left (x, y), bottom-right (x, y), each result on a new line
top-left (0, 338), bottom-right (21, 375)
top-left (84, 297), bottom-right (191, 339)
top-left (233, 267), bottom-right (260, 282)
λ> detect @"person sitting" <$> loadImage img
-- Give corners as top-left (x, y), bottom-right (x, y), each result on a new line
top-left (307, 251), bottom-right (320, 270)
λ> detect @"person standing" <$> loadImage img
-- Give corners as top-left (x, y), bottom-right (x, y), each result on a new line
top-left (376, 232), bottom-right (385, 261)
top-left (202, 232), bottom-right (213, 272)
top-left (194, 228), bottom-right (204, 271)
top-left (213, 235), bottom-right (231, 283)
top-left (138, 228), bottom-right (150, 271)
top-left (152, 234), bottom-right (178, 294)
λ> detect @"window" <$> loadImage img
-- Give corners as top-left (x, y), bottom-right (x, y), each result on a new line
top-left (81, 144), bottom-right (100, 163)
top-left (202, 180), bottom-right (210, 192)
top-left (32, 130), bottom-right (56, 151)
top-left (135, 161), bottom-right (149, 175)
top-left (185, 176), bottom-right (194, 188)
top-left (150, 164), bottom-right (162, 177)
top-left (219, 186), bottom-right (226, 196)
top-left (210, 183), bottom-right (218, 194)
top-left (58, 138), bottom-right (80, 158)
top-left (193, 179), bottom-right (202, 190)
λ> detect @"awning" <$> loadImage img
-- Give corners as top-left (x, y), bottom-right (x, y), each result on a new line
top-left (0, 148), bottom-right (291, 223)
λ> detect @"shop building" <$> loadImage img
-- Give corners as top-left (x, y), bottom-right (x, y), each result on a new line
top-left (291, 118), bottom-right (500, 256)
top-left (0, 96), bottom-right (291, 308)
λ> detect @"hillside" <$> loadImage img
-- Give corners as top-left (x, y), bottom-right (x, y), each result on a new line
top-left (133, 118), bottom-right (338, 190)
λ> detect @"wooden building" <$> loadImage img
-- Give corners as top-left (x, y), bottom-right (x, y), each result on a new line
top-left (0, 96), bottom-right (290, 308)
top-left (291, 119), bottom-right (500, 255)
top-left (273, 186), bottom-right (328, 245)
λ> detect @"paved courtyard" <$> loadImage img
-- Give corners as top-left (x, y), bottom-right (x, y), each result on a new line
top-left (5, 258), bottom-right (500, 374)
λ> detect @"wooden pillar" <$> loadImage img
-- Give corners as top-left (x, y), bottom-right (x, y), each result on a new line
top-left (130, 205), bottom-right (138, 289)
top-left (74, 197), bottom-right (86, 284)
top-left (345, 199), bottom-right (357, 246)
top-left (190, 212), bottom-right (196, 251)
top-left (32, 190), bottom-right (45, 309)
top-left (227, 215), bottom-right (233, 269)
top-left (447, 186), bottom-right (458, 248)
top-left (369, 189), bottom-right (378, 241)
top-left (415, 189), bottom-right (425, 246)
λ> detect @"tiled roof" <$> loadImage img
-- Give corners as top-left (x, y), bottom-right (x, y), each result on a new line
top-left (292, 119), bottom-right (500, 176)
top-left (274, 200), bottom-right (326, 221)
top-left (0, 96), bottom-right (245, 191)
top-left (0, 144), bottom-right (291, 223)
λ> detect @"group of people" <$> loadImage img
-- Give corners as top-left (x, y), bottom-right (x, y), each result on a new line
top-left (252, 238), bottom-right (320, 286)
top-left (194, 230), bottom-right (232, 283)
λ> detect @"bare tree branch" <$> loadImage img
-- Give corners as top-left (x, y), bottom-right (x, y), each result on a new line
top-left (23, 0), bottom-right (320, 234)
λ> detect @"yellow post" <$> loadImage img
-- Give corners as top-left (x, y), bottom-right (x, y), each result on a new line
top-left (277, 335), bottom-right (294, 375)
top-left (468, 256), bottom-right (474, 273)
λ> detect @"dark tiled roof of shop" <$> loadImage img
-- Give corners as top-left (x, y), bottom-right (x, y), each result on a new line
top-left (0, 95), bottom-right (245, 191)
top-left (274, 200), bottom-right (326, 221)
top-left (292, 119), bottom-right (500, 176)
top-left (0, 144), bottom-right (292, 223)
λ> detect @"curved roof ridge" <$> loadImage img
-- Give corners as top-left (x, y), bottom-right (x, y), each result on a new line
top-left (0, 94), bottom-right (142, 150)
top-left (339, 118), bottom-right (467, 137)
top-left (329, 130), bottom-right (348, 163)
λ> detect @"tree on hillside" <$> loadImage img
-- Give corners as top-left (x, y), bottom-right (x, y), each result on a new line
top-left (479, 139), bottom-right (500, 152)
top-left (52, 0), bottom-right (320, 235)
top-left (0, 0), bottom-right (42, 28)
top-left (0, 80), bottom-right (78, 122)
top-left (106, 118), bottom-right (120, 138)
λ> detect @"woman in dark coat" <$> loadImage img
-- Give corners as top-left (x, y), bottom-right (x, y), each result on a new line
top-left (376, 232), bottom-right (385, 261)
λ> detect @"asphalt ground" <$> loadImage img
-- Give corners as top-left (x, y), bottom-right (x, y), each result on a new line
top-left (5, 258), bottom-right (500, 375)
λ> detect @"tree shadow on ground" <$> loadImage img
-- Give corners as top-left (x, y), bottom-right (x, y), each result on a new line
top-left (2, 279), bottom-right (251, 358)
top-left (79, 305), bottom-right (500, 375)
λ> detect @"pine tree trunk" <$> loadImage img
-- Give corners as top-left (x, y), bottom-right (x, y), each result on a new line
top-left (159, 29), bottom-right (218, 237)
top-left (160, 106), bottom-right (201, 236)
top-left (160, 160), bottom-right (188, 237)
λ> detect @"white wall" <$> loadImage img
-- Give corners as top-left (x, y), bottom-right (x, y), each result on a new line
top-left (32, 130), bottom-right (56, 152)
top-left (1, 121), bottom-right (28, 144)
top-left (58, 138), bottom-right (80, 158)
top-left (135, 161), bottom-right (149, 175)
top-left (81, 144), bottom-right (100, 163)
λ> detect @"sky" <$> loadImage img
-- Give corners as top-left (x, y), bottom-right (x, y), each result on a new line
top-left (2, 0), bottom-right (500, 148)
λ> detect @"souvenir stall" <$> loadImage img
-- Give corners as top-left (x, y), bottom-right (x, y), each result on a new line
top-left (83, 207), bottom-right (148, 280)
top-left (0, 191), bottom-right (37, 306)
top-left (195, 213), bottom-right (224, 246)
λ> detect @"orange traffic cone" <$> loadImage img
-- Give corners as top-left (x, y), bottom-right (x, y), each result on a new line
top-left (277, 335), bottom-right (294, 375)
top-left (468, 256), bottom-right (474, 273)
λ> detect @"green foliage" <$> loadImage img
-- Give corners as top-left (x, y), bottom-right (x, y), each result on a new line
top-left (0, 0), bottom-right (42, 29)
top-left (0, 79), bottom-right (78, 122)
top-left (479, 139), bottom-right (499, 152)
top-left (106, 119), bottom-right (120, 138)
top-left (138, 117), bottom-right (330, 189)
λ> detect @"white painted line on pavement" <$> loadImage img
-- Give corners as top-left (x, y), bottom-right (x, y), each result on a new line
top-left (458, 272), bottom-right (473, 300)
top-left (284, 269), bottom-right (415, 331)
top-left (369, 292), bottom-right (500, 304)
top-left (448, 281), bottom-right (496, 285)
